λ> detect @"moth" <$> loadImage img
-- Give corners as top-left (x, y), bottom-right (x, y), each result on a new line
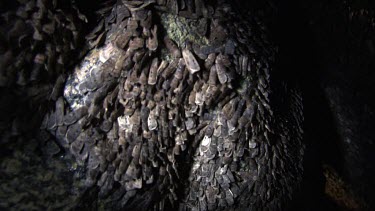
top-left (182, 49), bottom-right (200, 74)
top-left (164, 36), bottom-right (181, 58)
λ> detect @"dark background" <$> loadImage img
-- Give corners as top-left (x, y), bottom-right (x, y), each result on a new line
top-left (256, 0), bottom-right (375, 210)
top-left (233, 0), bottom-right (375, 210)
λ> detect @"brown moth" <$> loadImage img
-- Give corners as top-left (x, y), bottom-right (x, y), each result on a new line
top-left (241, 55), bottom-right (248, 75)
top-left (170, 58), bottom-right (185, 90)
top-left (139, 64), bottom-right (149, 85)
top-left (55, 97), bottom-right (65, 126)
top-left (50, 74), bottom-right (66, 101)
top-left (188, 90), bottom-right (196, 105)
top-left (115, 31), bottom-right (132, 49)
top-left (157, 60), bottom-right (168, 76)
top-left (147, 25), bottom-right (158, 51)
top-left (204, 53), bottom-right (216, 70)
top-left (162, 59), bottom-right (178, 79)
top-left (148, 57), bottom-right (159, 85)
top-left (208, 64), bottom-right (218, 85)
top-left (215, 62), bottom-right (227, 84)
top-left (164, 36), bottom-right (181, 58)
top-left (140, 10), bottom-right (152, 29)
top-left (182, 49), bottom-right (200, 74)
top-left (147, 109), bottom-right (158, 131)
top-left (129, 37), bottom-right (144, 50)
